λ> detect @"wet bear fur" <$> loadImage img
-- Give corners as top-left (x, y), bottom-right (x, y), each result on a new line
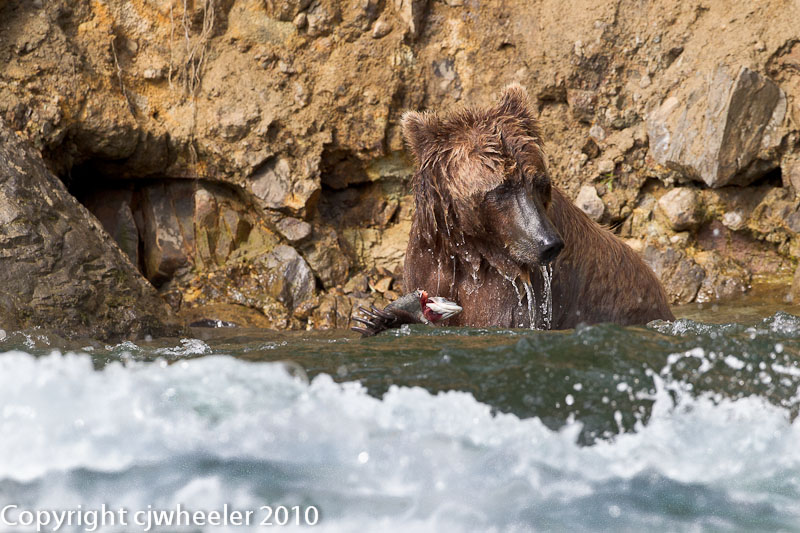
top-left (401, 84), bottom-right (674, 329)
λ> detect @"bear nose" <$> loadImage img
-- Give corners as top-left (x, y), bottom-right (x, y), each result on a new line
top-left (538, 237), bottom-right (564, 264)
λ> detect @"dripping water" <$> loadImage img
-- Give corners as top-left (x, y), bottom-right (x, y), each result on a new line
top-left (500, 273), bottom-right (526, 328)
top-left (501, 273), bottom-right (523, 305)
top-left (451, 255), bottom-right (456, 292)
top-left (539, 264), bottom-right (553, 330)
top-left (523, 280), bottom-right (537, 330)
top-left (436, 257), bottom-right (442, 294)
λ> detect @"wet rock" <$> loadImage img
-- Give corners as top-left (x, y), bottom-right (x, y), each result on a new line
top-left (647, 66), bottom-right (787, 187)
top-left (575, 185), bottom-right (604, 221)
top-left (792, 265), bottom-right (800, 303)
top-left (181, 303), bottom-right (281, 329)
top-left (0, 120), bottom-right (176, 339)
top-left (6, 0), bottom-right (800, 324)
top-left (642, 245), bottom-right (705, 304)
top-left (310, 292), bottom-right (353, 329)
top-left (695, 220), bottom-right (789, 277)
top-left (657, 188), bottom-right (702, 231)
top-left (694, 251), bottom-right (750, 303)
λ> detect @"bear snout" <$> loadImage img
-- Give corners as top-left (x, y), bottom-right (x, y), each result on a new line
top-left (538, 235), bottom-right (564, 264)
top-left (509, 232), bottom-right (563, 266)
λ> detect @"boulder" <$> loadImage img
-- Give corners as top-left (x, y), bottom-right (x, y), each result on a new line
top-left (249, 155), bottom-right (320, 216)
top-left (276, 216), bottom-right (312, 243)
top-left (0, 121), bottom-right (176, 339)
top-left (647, 66), bottom-right (786, 187)
top-left (657, 188), bottom-right (702, 231)
top-left (575, 185), bottom-right (605, 221)
top-left (137, 183), bottom-right (191, 286)
top-left (298, 225), bottom-right (352, 289)
top-left (261, 245), bottom-right (316, 312)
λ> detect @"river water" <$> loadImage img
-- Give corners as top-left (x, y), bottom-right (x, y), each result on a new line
top-left (1, 292), bottom-right (800, 532)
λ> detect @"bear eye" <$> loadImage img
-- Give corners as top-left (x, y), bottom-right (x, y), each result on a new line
top-left (541, 182), bottom-right (552, 206)
top-left (489, 183), bottom-right (512, 197)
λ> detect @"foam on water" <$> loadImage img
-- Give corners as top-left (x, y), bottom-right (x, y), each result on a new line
top-left (1, 350), bottom-right (800, 532)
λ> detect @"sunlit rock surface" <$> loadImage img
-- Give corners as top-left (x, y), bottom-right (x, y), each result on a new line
top-left (1, 0), bottom-right (800, 329)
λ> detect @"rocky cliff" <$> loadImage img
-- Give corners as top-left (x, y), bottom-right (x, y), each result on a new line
top-left (1, 0), bottom-right (799, 332)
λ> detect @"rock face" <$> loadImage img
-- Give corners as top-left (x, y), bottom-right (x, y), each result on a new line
top-left (1, 0), bottom-right (800, 330)
top-left (0, 121), bottom-right (176, 339)
top-left (647, 67), bottom-right (786, 188)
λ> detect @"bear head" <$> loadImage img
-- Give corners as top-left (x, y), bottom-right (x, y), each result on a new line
top-left (401, 84), bottom-right (564, 268)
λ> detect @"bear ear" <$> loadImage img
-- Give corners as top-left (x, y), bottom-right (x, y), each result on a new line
top-left (401, 110), bottom-right (437, 162)
top-left (496, 83), bottom-right (533, 120)
top-left (496, 83), bottom-right (542, 141)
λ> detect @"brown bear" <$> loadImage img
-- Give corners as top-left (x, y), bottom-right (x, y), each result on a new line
top-left (392, 84), bottom-right (673, 330)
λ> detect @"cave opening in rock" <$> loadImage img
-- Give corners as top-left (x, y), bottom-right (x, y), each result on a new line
top-left (59, 160), bottom-right (254, 292)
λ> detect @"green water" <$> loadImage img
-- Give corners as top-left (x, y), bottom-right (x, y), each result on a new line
top-left (1, 290), bottom-right (800, 531)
